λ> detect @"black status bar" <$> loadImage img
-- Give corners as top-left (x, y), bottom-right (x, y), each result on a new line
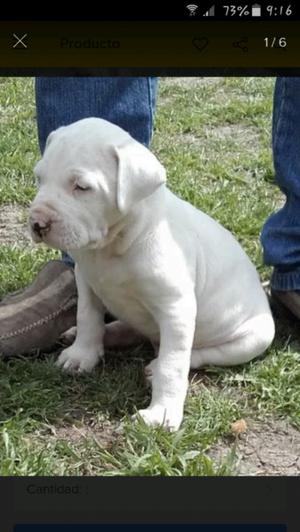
top-left (1, 3), bottom-right (300, 20)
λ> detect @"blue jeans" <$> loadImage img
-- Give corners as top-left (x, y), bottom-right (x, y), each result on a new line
top-left (35, 77), bottom-right (158, 265)
top-left (261, 77), bottom-right (300, 291)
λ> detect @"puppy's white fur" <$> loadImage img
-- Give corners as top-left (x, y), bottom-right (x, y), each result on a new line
top-left (30, 118), bottom-right (275, 430)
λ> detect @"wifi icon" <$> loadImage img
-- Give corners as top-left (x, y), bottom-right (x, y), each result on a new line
top-left (186, 4), bottom-right (198, 16)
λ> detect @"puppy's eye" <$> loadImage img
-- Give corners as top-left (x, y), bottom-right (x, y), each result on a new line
top-left (74, 183), bottom-right (90, 192)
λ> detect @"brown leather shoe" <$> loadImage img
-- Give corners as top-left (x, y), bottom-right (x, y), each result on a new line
top-left (271, 289), bottom-right (300, 320)
top-left (0, 260), bottom-right (77, 356)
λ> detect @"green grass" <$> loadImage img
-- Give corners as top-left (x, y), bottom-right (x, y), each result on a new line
top-left (0, 78), bottom-right (38, 204)
top-left (0, 77), bottom-right (299, 476)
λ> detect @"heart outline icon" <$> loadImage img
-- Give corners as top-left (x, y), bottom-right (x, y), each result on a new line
top-left (192, 37), bottom-right (209, 52)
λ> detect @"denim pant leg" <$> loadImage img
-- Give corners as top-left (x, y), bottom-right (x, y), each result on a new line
top-left (261, 77), bottom-right (300, 291)
top-left (35, 77), bottom-right (158, 266)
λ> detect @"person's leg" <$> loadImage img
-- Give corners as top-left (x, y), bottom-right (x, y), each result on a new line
top-left (261, 77), bottom-right (300, 316)
top-left (0, 77), bottom-right (158, 356)
top-left (36, 77), bottom-right (158, 152)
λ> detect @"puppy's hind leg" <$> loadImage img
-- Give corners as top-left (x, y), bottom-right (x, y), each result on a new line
top-left (190, 314), bottom-right (275, 369)
top-left (104, 320), bottom-right (147, 348)
top-left (60, 321), bottom-right (147, 350)
top-left (60, 326), bottom-right (77, 345)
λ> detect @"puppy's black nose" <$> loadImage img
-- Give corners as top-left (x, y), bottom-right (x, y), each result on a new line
top-left (32, 221), bottom-right (51, 237)
top-left (33, 222), bottom-right (42, 237)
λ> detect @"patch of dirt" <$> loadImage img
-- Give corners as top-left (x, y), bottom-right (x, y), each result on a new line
top-left (209, 419), bottom-right (300, 475)
top-left (0, 204), bottom-right (34, 247)
top-left (47, 419), bottom-right (120, 449)
top-left (174, 124), bottom-right (260, 153)
top-left (162, 77), bottom-right (223, 88)
top-left (209, 123), bottom-right (260, 144)
top-left (159, 78), bottom-right (223, 106)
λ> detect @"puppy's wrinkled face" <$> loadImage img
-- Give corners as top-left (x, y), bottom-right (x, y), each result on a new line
top-left (30, 117), bottom-right (166, 253)
top-left (30, 119), bottom-right (126, 252)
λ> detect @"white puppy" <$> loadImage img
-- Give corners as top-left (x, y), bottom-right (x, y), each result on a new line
top-left (30, 117), bottom-right (275, 431)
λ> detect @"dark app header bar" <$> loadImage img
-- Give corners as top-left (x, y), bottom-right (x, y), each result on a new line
top-left (1, 21), bottom-right (300, 70)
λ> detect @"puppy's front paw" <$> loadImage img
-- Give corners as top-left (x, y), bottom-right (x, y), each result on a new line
top-left (56, 345), bottom-right (102, 373)
top-left (134, 404), bottom-right (183, 432)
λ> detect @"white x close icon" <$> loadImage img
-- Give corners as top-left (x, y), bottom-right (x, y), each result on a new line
top-left (13, 33), bottom-right (28, 49)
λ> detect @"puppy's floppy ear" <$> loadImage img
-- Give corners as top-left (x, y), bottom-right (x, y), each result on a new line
top-left (44, 125), bottom-right (66, 151)
top-left (44, 130), bottom-right (57, 150)
top-left (115, 139), bottom-right (166, 213)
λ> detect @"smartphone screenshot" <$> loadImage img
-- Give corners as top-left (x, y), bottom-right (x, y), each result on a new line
top-left (0, 2), bottom-right (298, 531)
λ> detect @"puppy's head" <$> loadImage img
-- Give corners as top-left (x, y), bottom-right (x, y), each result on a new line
top-left (29, 117), bottom-right (166, 252)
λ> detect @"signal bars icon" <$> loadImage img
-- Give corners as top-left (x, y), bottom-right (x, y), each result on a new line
top-left (203, 5), bottom-right (215, 16)
top-left (186, 4), bottom-right (198, 16)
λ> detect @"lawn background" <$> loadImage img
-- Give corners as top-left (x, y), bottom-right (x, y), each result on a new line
top-left (0, 77), bottom-right (299, 475)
